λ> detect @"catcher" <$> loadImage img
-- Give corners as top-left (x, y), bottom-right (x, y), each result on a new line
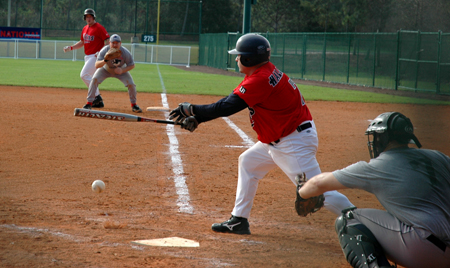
top-left (82, 34), bottom-right (142, 113)
top-left (297, 112), bottom-right (450, 268)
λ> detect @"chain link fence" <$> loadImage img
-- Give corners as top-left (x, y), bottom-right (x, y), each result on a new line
top-left (0, 39), bottom-right (191, 66)
top-left (199, 31), bottom-right (450, 95)
top-left (1, 0), bottom-right (201, 42)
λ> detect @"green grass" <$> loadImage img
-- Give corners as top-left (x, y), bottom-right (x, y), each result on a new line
top-left (1, 58), bottom-right (449, 105)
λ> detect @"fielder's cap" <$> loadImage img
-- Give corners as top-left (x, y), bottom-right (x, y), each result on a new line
top-left (110, 34), bottom-right (121, 43)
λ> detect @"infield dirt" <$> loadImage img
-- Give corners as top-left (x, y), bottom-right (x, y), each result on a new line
top-left (1, 83), bottom-right (449, 267)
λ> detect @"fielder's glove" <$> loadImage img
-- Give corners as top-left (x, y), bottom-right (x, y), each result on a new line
top-left (295, 173), bottom-right (325, 217)
top-left (169, 102), bottom-right (195, 124)
top-left (112, 58), bottom-right (122, 65)
top-left (104, 47), bottom-right (122, 62)
top-left (181, 116), bottom-right (198, 132)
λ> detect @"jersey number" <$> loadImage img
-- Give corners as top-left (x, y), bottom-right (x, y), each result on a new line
top-left (289, 78), bottom-right (305, 106)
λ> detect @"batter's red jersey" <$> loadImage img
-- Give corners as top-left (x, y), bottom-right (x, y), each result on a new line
top-left (81, 22), bottom-right (109, 55)
top-left (233, 62), bottom-right (312, 143)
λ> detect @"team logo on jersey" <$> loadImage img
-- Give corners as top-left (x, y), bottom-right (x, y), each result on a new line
top-left (83, 34), bottom-right (95, 42)
top-left (268, 68), bottom-right (283, 87)
top-left (239, 86), bottom-right (246, 94)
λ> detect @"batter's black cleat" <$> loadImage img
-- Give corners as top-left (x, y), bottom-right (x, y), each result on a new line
top-left (83, 103), bottom-right (92, 109)
top-left (211, 215), bottom-right (251, 234)
top-left (132, 104), bottom-right (142, 113)
top-left (92, 95), bottom-right (104, 108)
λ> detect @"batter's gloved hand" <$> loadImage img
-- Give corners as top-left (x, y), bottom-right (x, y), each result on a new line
top-left (169, 102), bottom-right (195, 124)
top-left (181, 116), bottom-right (198, 132)
top-left (295, 173), bottom-right (325, 217)
top-left (104, 47), bottom-right (122, 62)
top-left (63, 46), bottom-right (72, 53)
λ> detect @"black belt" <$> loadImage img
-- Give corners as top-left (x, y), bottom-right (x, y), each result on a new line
top-left (427, 234), bottom-right (448, 252)
top-left (269, 122), bottom-right (312, 146)
top-left (297, 122), bottom-right (312, 133)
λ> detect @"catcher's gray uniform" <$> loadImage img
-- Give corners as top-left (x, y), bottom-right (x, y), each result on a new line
top-left (87, 45), bottom-right (137, 104)
top-left (333, 147), bottom-right (450, 268)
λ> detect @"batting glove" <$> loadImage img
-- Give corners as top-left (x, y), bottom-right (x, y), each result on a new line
top-left (169, 102), bottom-right (195, 124)
top-left (181, 116), bottom-right (199, 132)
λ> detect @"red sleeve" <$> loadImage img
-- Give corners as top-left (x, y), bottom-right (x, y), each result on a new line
top-left (99, 24), bottom-right (110, 41)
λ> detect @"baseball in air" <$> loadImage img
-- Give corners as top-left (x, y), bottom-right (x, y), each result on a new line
top-left (91, 180), bottom-right (106, 193)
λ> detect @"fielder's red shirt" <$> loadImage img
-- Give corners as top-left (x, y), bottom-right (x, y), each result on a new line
top-left (80, 22), bottom-right (109, 55)
top-left (233, 62), bottom-right (312, 143)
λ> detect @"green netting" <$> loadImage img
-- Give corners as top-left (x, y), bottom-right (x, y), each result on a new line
top-left (198, 33), bottom-right (227, 69)
top-left (398, 31), bottom-right (441, 92)
top-left (1, 0), bottom-right (201, 39)
top-left (199, 31), bottom-right (448, 95)
top-left (439, 34), bottom-right (450, 94)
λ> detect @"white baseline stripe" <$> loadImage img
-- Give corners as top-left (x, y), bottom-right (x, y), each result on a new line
top-left (157, 65), bottom-right (193, 214)
top-left (157, 66), bottom-right (254, 213)
top-left (222, 117), bottom-right (255, 147)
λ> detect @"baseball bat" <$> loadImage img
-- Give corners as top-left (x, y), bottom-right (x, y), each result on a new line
top-left (74, 108), bottom-right (178, 125)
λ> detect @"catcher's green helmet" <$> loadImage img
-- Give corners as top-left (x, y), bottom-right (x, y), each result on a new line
top-left (84, 8), bottom-right (96, 20)
top-left (365, 112), bottom-right (421, 158)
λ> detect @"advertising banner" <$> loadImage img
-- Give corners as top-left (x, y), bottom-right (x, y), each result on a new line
top-left (0, 27), bottom-right (41, 40)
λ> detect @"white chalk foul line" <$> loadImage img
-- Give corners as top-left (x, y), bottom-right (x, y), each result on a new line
top-left (222, 117), bottom-right (255, 147)
top-left (157, 66), bottom-right (255, 214)
top-left (157, 65), bottom-right (193, 214)
top-left (1, 224), bottom-right (88, 243)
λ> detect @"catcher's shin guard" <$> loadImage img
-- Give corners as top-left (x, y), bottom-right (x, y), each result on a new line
top-left (335, 208), bottom-right (391, 268)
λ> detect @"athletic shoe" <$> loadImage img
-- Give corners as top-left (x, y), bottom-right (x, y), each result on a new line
top-left (132, 104), bottom-right (142, 113)
top-left (83, 104), bottom-right (92, 109)
top-left (92, 95), bottom-right (104, 108)
top-left (211, 215), bottom-right (251, 234)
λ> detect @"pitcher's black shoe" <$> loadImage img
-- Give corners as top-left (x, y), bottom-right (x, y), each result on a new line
top-left (211, 215), bottom-right (251, 234)
top-left (92, 95), bottom-right (104, 108)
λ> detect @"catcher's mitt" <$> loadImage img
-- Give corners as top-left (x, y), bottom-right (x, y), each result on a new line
top-left (104, 48), bottom-right (122, 61)
top-left (295, 173), bottom-right (325, 217)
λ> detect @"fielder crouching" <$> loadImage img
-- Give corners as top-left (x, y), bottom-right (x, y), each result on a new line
top-left (83, 34), bottom-right (142, 113)
top-left (298, 112), bottom-right (450, 268)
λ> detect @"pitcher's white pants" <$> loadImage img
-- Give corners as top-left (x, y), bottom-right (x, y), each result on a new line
top-left (231, 121), bottom-right (354, 219)
top-left (80, 54), bottom-right (100, 96)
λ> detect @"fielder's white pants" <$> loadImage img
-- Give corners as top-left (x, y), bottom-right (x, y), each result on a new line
top-left (80, 54), bottom-right (100, 96)
top-left (231, 121), bottom-right (354, 219)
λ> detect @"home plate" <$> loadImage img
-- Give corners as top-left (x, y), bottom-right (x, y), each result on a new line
top-left (146, 106), bottom-right (170, 112)
top-left (132, 237), bottom-right (199, 247)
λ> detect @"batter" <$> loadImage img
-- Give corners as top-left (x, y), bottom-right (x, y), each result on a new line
top-left (299, 112), bottom-right (450, 268)
top-left (82, 34), bottom-right (142, 113)
top-left (63, 8), bottom-right (109, 108)
top-left (169, 33), bottom-right (354, 234)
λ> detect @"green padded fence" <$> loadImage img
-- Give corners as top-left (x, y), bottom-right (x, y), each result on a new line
top-left (199, 31), bottom-right (449, 95)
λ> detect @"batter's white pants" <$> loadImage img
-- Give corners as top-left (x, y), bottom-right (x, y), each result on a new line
top-left (231, 121), bottom-right (354, 219)
top-left (80, 54), bottom-right (100, 96)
